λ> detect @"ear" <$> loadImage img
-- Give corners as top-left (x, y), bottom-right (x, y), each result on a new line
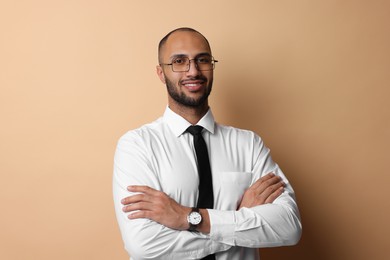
top-left (156, 65), bottom-right (166, 84)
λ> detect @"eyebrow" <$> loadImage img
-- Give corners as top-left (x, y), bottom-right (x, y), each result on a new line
top-left (169, 52), bottom-right (212, 60)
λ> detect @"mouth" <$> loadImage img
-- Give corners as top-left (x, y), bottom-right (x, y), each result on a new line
top-left (181, 79), bottom-right (206, 92)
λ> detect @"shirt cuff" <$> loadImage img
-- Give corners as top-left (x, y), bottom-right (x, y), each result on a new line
top-left (207, 209), bottom-right (236, 245)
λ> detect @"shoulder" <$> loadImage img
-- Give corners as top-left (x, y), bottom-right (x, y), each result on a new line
top-left (215, 123), bottom-right (262, 142)
top-left (117, 118), bottom-right (165, 150)
top-left (215, 123), bottom-right (271, 165)
top-left (214, 123), bottom-right (266, 152)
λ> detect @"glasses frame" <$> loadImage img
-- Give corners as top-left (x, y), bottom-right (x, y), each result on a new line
top-left (160, 56), bottom-right (218, 72)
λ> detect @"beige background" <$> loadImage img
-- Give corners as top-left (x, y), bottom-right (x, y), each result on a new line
top-left (1, 1), bottom-right (389, 259)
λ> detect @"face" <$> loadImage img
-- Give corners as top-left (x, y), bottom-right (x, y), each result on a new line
top-left (157, 31), bottom-right (214, 108)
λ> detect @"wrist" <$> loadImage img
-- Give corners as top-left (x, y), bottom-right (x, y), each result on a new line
top-left (196, 208), bottom-right (210, 234)
top-left (187, 208), bottom-right (202, 231)
top-left (182, 207), bottom-right (193, 230)
top-left (185, 208), bottom-right (211, 234)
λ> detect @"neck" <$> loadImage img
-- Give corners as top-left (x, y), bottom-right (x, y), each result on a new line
top-left (168, 99), bottom-right (209, 125)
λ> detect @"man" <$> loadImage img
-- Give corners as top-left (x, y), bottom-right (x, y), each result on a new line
top-left (113, 27), bottom-right (301, 260)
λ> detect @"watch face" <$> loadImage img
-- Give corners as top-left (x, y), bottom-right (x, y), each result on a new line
top-left (188, 211), bottom-right (202, 225)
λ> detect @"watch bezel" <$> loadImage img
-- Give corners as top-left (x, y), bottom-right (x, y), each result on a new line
top-left (187, 208), bottom-right (202, 231)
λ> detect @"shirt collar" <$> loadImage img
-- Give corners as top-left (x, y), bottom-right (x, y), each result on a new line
top-left (163, 106), bottom-right (215, 137)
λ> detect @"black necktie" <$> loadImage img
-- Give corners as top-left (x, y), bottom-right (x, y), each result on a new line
top-left (187, 125), bottom-right (214, 209)
top-left (187, 125), bottom-right (215, 260)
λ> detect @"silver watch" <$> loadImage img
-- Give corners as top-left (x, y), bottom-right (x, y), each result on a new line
top-left (187, 208), bottom-right (202, 231)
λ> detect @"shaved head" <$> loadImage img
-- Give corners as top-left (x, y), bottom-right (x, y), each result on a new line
top-left (158, 27), bottom-right (211, 64)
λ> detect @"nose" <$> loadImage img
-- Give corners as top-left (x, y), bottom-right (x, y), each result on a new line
top-left (185, 59), bottom-right (201, 76)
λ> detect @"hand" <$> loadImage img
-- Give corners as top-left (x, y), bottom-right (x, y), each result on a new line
top-left (238, 173), bottom-right (285, 209)
top-left (121, 186), bottom-right (191, 230)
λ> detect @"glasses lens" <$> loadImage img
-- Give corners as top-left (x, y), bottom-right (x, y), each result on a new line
top-left (196, 56), bottom-right (214, 71)
top-left (172, 57), bottom-right (189, 72)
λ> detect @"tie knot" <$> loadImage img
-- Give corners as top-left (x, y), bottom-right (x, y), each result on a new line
top-left (187, 125), bottom-right (203, 136)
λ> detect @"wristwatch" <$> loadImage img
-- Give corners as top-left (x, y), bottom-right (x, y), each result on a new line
top-left (187, 208), bottom-right (202, 231)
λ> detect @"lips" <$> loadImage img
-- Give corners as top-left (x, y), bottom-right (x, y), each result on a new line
top-left (181, 78), bottom-right (206, 92)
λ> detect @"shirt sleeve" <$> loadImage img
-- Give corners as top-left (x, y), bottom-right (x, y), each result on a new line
top-left (112, 132), bottom-right (230, 260)
top-left (207, 134), bottom-right (302, 247)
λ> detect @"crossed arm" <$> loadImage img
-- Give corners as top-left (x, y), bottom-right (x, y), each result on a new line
top-left (113, 133), bottom-right (301, 259)
top-left (121, 173), bottom-right (285, 233)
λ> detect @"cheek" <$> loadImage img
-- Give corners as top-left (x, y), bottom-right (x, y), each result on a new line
top-left (166, 78), bottom-right (180, 91)
top-left (207, 72), bottom-right (214, 81)
top-left (202, 72), bottom-right (213, 83)
top-left (167, 75), bottom-right (181, 87)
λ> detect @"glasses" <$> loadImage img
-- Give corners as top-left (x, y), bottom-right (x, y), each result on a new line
top-left (160, 55), bottom-right (218, 72)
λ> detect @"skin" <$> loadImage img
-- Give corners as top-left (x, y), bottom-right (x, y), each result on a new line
top-left (121, 30), bottom-right (285, 234)
top-left (156, 30), bottom-right (213, 125)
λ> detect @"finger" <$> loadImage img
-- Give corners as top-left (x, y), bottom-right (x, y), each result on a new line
top-left (128, 209), bottom-right (153, 220)
top-left (250, 173), bottom-right (275, 190)
top-left (264, 186), bottom-right (284, 204)
top-left (121, 193), bottom-right (150, 205)
top-left (258, 181), bottom-right (285, 202)
top-left (127, 185), bottom-right (156, 194)
top-left (122, 201), bottom-right (153, 213)
top-left (251, 175), bottom-right (282, 195)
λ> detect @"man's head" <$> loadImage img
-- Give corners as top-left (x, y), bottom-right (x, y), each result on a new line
top-left (158, 28), bottom-right (211, 64)
top-left (156, 28), bottom-right (215, 109)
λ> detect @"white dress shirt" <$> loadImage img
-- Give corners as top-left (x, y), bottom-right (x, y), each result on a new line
top-left (113, 107), bottom-right (301, 260)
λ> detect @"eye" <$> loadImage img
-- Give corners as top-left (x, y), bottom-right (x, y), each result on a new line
top-left (173, 57), bottom-right (187, 65)
top-left (196, 56), bottom-right (212, 64)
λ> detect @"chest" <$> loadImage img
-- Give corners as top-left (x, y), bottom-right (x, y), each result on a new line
top-left (148, 134), bottom-right (254, 209)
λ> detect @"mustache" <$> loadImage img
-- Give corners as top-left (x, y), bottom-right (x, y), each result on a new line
top-left (180, 75), bottom-right (207, 84)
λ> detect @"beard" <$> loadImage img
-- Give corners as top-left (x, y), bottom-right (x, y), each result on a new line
top-left (165, 76), bottom-right (213, 107)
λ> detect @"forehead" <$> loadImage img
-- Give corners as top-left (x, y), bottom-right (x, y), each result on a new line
top-left (162, 31), bottom-right (211, 59)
